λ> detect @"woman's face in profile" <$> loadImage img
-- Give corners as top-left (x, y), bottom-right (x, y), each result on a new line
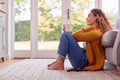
top-left (86, 12), bottom-right (97, 26)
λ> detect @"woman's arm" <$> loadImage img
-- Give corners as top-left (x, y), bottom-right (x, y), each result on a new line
top-left (72, 29), bottom-right (102, 42)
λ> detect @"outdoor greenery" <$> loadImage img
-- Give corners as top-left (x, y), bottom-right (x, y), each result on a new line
top-left (15, 21), bottom-right (30, 41)
top-left (14, 0), bottom-right (118, 41)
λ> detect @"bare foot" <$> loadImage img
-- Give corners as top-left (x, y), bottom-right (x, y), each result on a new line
top-left (117, 66), bottom-right (120, 75)
top-left (47, 61), bottom-right (57, 67)
top-left (118, 72), bottom-right (120, 75)
top-left (47, 61), bottom-right (64, 70)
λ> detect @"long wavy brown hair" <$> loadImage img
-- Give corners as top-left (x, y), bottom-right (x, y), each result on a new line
top-left (91, 8), bottom-right (113, 33)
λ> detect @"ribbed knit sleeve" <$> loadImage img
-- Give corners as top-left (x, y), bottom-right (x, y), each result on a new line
top-left (72, 27), bottom-right (102, 42)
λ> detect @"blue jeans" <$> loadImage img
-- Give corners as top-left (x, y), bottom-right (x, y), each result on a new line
top-left (57, 32), bottom-right (88, 70)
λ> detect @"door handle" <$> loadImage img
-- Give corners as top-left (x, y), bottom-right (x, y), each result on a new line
top-left (67, 9), bottom-right (70, 19)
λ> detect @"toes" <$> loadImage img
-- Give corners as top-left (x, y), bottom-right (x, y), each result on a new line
top-left (47, 64), bottom-right (64, 70)
top-left (47, 61), bottom-right (57, 67)
top-left (47, 66), bottom-right (64, 70)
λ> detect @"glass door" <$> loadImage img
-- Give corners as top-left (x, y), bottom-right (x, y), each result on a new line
top-left (102, 0), bottom-right (119, 24)
top-left (71, 0), bottom-right (95, 32)
top-left (13, 0), bottom-right (95, 58)
top-left (0, 12), bottom-right (6, 55)
top-left (13, 0), bottom-right (31, 57)
top-left (36, 0), bottom-right (95, 58)
top-left (36, 0), bottom-right (62, 58)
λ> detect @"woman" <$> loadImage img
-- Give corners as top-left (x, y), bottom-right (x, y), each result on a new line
top-left (48, 8), bottom-right (113, 71)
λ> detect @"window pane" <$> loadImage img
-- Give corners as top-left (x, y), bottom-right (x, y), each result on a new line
top-left (102, 0), bottom-right (119, 24)
top-left (38, 0), bottom-right (62, 50)
top-left (71, 0), bottom-right (95, 31)
top-left (14, 0), bottom-right (31, 50)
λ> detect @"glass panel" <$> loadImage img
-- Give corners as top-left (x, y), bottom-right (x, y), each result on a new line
top-left (0, 12), bottom-right (6, 52)
top-left (102, 0), bottom-right (119, 24)
top-left (14, 0), bottom-right (31, 50)
top-left (38, 0), bottom-right (62, 50)
top-left (0, 27), bottom-right (3, 51)
top-left (71, 0), bottom-right (95, 47)
top-left (71, 0), bottom-right (95, 32)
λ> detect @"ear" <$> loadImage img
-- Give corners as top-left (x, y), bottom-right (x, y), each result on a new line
top-left (96, 15), bottom-right (99, 19)
top-left (95, 15), bottom-right (101, 21)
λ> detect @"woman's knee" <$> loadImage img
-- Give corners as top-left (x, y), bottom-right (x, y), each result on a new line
top-left (61, 32), bottom-right (69, 38)
top-left (62, 32), bottom-right (71, 37)
top-left (61, 32), bottom-right (75, 42)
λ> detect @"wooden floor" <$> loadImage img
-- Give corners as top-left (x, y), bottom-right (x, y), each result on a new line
top-left (0, 58), bottom-right (24, 67)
